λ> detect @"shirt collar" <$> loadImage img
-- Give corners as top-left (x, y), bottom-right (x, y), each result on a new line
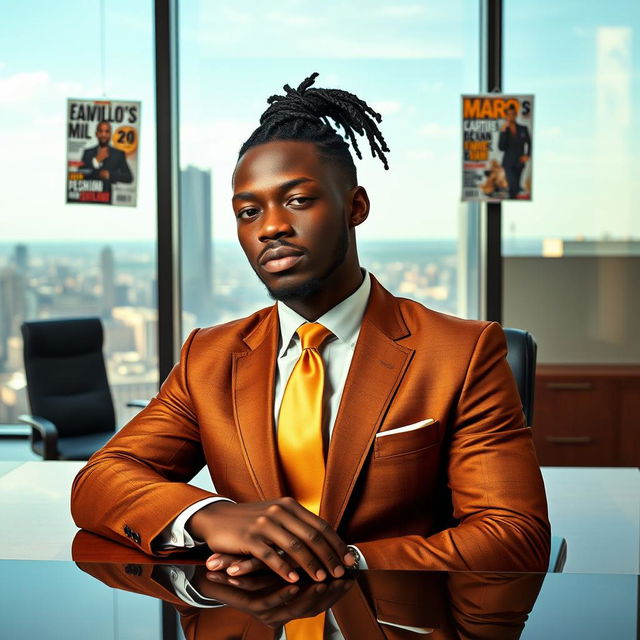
top-left (277, 270), bottom-right (371, 357)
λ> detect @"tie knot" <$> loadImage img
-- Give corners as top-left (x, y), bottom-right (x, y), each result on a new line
top-left (297, 323), bottom-right (332, 350)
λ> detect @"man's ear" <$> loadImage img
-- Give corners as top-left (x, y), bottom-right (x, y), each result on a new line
top-left (348, 186), bottom-right (370, 228)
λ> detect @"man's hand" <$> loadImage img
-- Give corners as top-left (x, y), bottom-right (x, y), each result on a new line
top-left (519, 155), bottom-right (529, 164)
top-left (186, 498), bottom-right (356, 583)
top-left (192, 567), bottom-right (355, 628)
top-left (98, 170), bottom-right (110, 180)
top-left (96, 146), bottom-right (109, 162)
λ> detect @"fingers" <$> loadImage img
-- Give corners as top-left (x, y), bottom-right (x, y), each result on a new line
top-left (252, 502), bottom-right (348, 581)
top-left (226, 556), bottom-right (266, 577)
top-left (276, 498), bottom-right (356, 572)
top-left (197, 498), bottom-right (355, 584)
top-left (205, 552), bottom-right (239, 571)
top-left (250, 538), bottom-right (301, 583)
top-left (263, 579), bottom-right (354, 628)
top-left (205, 569), bottom-right (286, 593)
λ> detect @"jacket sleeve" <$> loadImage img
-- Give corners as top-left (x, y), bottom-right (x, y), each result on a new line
top-left (498, 130), bottom-right (508, 151)
top-left (109, 149), bottom-right (133, 184)
top-left (524, 126), bottom-right (532, 156)
top-left (355, 322), bottom-right (551, 572)
top-left (70, 329), bottom-right (220, 556)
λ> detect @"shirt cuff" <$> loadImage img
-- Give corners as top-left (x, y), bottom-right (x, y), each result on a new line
top-left (91, 157), bottom-right (101, 169)
top-left (162, 565), bottom-right (225, 609)
top-left (156, 497), bottom-right (235, 550)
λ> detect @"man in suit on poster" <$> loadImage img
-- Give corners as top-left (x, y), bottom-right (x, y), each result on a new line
top-left (71, 73), bottom-right (549, 586)
top-left (498, 104), bottom-right (531, 199)
top-left (80, 120), bottom-right (133, 202)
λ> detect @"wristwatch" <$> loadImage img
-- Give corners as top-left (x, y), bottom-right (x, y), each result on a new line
top-left (346, 545), bottom-right (361, 571)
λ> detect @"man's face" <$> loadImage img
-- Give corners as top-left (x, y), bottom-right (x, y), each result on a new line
top-left (505, 107), bottom-right (517, 123)
top-left (96, 122), bottom-right (111, 146)
top-left (232, 140), bottom-right (356, 302)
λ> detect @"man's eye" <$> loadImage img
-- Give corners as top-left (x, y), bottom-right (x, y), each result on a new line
top-left (238, 208), bottom-right (259, 219)
top-left (289, 196), bottom-right (314, 207)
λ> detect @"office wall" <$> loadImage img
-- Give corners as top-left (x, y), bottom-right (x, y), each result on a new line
top-left (504, 256), bottom-right (640, 363)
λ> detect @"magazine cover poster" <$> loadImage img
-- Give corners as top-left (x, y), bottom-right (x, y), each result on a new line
top-left (461, 94), bottom-right (533, 201)
top-left (66, 99), bottom-right (140, 206)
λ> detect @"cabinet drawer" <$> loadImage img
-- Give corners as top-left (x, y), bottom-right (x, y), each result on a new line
top-left (533, 378), bottom-right (617, 466)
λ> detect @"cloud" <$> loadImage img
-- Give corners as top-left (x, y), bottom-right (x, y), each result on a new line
top-left (419, 122), bottom-right (456, 138)
top-left (377, 4), bottom-right (426, 17)
top-left (0, 71), bottom-right (50, 105)
top-left (372, 100), bottom-right (402, 116)
top-left (265, 11), bottom-right (324, 27)
top-left (541, 126), bottom-right (562, 139)
top-left (405, 148), bottom-right (435, 161)
top-left (221, 7), bottom-right (255, 24)
top-left (0, 71), bottom-right (83, 106)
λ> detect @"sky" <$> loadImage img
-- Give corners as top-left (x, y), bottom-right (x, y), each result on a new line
top-left (0, 0), bottom-right (638, 244)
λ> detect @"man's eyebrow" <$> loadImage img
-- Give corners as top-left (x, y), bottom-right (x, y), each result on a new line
top-left (232, 177), bottom-right (315, 201)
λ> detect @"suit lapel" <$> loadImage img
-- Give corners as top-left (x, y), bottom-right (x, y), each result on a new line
top-left (232, 307), bottom-right (285, 500)
top-left (321, 277), bottom-right (414, 529)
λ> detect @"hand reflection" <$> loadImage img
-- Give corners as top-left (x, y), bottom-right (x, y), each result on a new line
top-left (191, 567), bottom-right (355, 628)
top-left (73, 531), bottom-right (546, 639)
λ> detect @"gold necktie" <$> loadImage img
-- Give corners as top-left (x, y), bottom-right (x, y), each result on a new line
top-left (277, 322), bottom-right (332, 515)
top-left (278, 323), bottom-right (331, 640)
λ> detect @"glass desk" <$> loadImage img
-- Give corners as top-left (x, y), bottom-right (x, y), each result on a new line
top-left (0, 462), bottom-right (637, 638)
top-left (1, 549), bottom-right (637, 639)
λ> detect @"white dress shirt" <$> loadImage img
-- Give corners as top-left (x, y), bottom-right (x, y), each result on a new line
top-left (157, 271), bottom-right (371, 555)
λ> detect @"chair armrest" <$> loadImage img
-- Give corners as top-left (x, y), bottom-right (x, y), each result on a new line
top-left (126, 399), bottom-right (149, 408)
top-left (548, 535), bottom-right (567, 573)
top-left (18, 414), bottom-right (58, 460)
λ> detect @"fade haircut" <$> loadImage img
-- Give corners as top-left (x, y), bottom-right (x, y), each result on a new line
top-left (238, 72), bottom-right (390, 186)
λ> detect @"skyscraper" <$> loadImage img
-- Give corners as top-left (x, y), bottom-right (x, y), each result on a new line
top-left (12, 244), bottom-right (28, 273)
top-left (180, 165), bottom-right (213, 327)
top-left (0, 266), bottom-right (26, 370)
top-left (100, 246), bottom-right (116, 319)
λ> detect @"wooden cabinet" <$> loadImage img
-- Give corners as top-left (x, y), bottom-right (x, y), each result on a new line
top-left (533, 366), bottom-right (640, 467)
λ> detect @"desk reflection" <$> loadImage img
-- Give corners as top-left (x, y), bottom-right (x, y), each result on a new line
top-left (73, 531), bottom-right (545, 639)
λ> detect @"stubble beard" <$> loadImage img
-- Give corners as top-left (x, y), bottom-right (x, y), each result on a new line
top-left (256, 224), bottom-right (350, 303)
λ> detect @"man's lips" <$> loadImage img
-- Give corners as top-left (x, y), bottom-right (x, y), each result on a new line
top-left (259, 246), bottom-right (305, 274)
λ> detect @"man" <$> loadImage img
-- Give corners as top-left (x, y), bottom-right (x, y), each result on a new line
top-left (498, 104), bottom-right (531, 198)
top-left (80, 120), bottom-right (133, 202)
top-left (71, 73), bottom-right (549, 585)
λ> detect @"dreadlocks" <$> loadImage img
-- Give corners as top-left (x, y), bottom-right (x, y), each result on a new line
top-left (238, 72), bottom-right (390, 185)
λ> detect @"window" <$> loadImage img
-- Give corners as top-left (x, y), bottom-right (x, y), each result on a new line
top-left (177, 0), bottom-right (480, 336)
top-left (0, 0), bottom-right (158, 425)
top-left (502, 1), bottom-right (639, 363)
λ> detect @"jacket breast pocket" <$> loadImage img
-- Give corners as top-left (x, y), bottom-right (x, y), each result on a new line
top-left (374, 420), bottom-right (442, 459)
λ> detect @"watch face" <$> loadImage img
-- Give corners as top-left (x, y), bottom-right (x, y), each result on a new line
top-left (347, 545), bottom-right (361, 570)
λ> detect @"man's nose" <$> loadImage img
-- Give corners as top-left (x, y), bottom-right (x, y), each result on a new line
top-left (258, 205), bottom-right (294, 242)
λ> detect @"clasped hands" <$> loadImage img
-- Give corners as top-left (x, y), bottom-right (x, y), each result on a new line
top-left (186, 498), bottom-right (357, 584)
top-left (191, 566), bottom-right (355, 628)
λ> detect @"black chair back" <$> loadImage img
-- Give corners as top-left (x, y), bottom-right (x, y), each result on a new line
top-left (22, 318), bottom-right (116, 439)
top-left (503, 327), bottom-right (537, 426)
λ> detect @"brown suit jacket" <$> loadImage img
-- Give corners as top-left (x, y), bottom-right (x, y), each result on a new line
top-left (71, 275), bottom-right (550, 571)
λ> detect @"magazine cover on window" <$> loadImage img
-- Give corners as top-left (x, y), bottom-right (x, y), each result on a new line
top-left (66, 98), bottom-right (140, 206)
top-left (461, 94), bottom-right (533, 201)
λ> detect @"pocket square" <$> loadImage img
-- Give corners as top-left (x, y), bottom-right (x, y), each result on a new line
top-left (376, 418), bottom-right (435, 438)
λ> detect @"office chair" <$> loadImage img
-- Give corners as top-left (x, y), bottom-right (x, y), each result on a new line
top-left (18, 317), bottom-right (145, 461)
top-left (503, 328), bottom-right (537, 426)
top-left (503, 327), bottom-right (567, 573)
